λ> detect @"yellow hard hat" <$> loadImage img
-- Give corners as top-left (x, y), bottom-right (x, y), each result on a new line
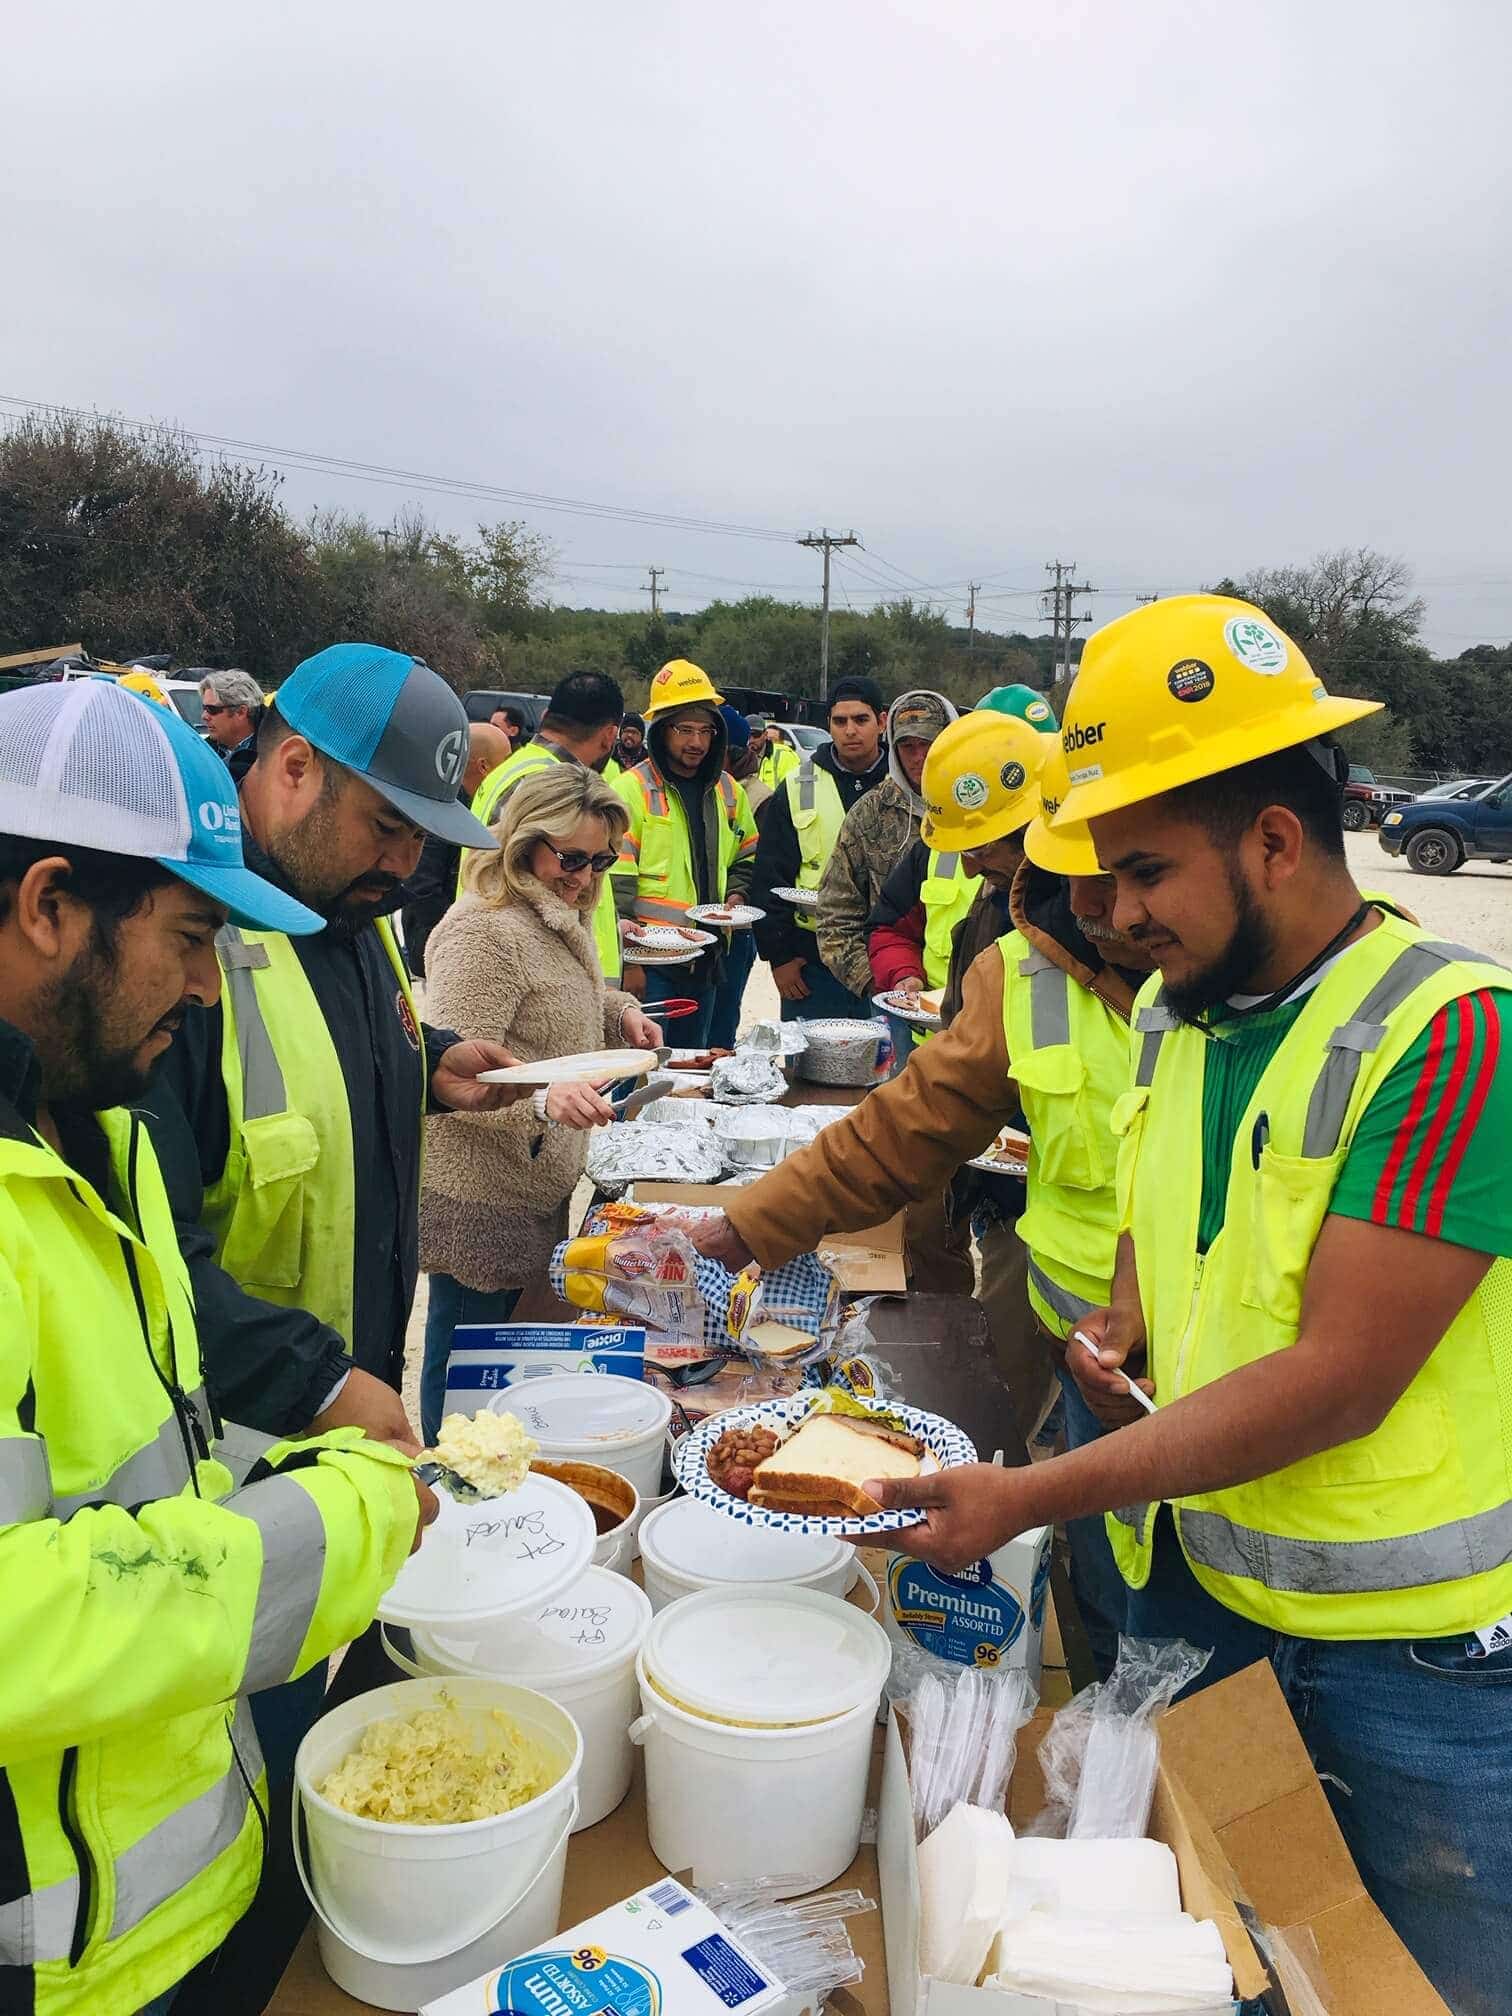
top-left (920, 712), bottom-right (1048, 852)
top-left (1054, 594), bottom-right (1380, 828)
top-left (644, 658), bottom-right (725, 719)
top-left (1024, 743), bottom-right (1101, 877)
top-left (118, 670), bottom-right (171, 708)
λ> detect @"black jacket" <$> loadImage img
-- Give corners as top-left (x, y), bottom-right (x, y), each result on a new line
top-left (399, 828), bottom-right (462, 978)
top-left (750, 741), bottom-right (889, 966)
top-left (143, 832), bottom-right (459, 1431)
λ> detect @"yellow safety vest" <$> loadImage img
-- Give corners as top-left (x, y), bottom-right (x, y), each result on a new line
top-left (760, 741), bottom-right (801, 793)
top-left (1107, 912), bottom-right (1512, 1640)
top-left (0, 1105), bottom-right (416, 2014)
top-left (997, 933), bottom-right (1127, 1337)
top-left (786, 759), bottom-right (846, 934)
top-left (201, 916), bottom-right (423, 1347)
top-left (902, 852), bottom-right (982, 1046)
top-left (460, 744), bottom-right (622, 980)
top-left (613, 760), bottom-right (756, 925)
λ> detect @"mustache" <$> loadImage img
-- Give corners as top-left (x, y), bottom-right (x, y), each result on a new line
top-left (1075, 916), bottom-right (1122, 943)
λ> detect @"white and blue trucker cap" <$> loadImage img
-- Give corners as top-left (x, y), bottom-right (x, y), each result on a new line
top-left (274, 643), bottom-right (498, 848)
top-left (0, 680), bottom-right (324, 935)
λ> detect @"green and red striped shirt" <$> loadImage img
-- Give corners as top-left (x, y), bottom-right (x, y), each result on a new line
top-left (1196, 986), bottom-right (1511, 1257)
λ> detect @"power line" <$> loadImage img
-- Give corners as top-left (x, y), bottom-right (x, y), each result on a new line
top-left (1042, 558), bottom-right (1097, 687)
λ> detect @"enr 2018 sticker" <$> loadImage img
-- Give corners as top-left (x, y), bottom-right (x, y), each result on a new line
top-left (953, 772), bottom-right (989, 810)
top-left (1000, 760), bottom-right (1027, 790)
top-left (1167, 658), bottom-right (1214, 704)
top-left (1223, 615), bottom-right (1288, 674)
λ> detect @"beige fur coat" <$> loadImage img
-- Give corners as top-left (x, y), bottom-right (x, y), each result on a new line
top-left (420, 882), bottom-right (636, 1291)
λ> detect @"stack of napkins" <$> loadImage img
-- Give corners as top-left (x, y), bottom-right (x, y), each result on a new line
top-left (916, 1804), bottom-right (1233, 2012)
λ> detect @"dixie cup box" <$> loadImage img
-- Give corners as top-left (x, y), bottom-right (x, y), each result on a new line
top-left (420, 1879), bottom-right (820, 2016)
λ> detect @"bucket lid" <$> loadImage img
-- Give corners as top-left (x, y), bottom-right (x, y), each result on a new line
top-left (378, 1473), bottom-right (595, 1629)
top-left (413, 1566), bottom-right (651, 1684)
top-left (488, 1374), bottom-right (672, 1453)
top-left (641, 1497), bottom-right (848, 1586)
top-left (643, 1586), bottom-right (890, 1727)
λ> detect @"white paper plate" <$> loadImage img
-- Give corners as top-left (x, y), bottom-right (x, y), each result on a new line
top-left (623, 924), bottom-right (717, 951)
top-left (770, 886), bottom-right (821, 909)
top-left (673, 1395), bottom-right (976, 1538)
top-left (626, 948), bottom-right (702, 967)
top-left (966, 1129), bottom-right (1032, 1177)
top-left (686, 904), bottom-right (766, 929)
top-left (872, 990), bottom-right (943, 1030)
top-left (478, 1047), bottom-right (656, 1086)
top-left (378, 1473), bottom-right (596, 1628)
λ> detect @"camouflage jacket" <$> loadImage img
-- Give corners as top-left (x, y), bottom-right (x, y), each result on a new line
top-left (815, 778), bottom-right (921, 998)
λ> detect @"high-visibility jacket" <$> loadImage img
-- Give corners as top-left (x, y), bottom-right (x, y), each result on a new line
top-left (0, 1099), bottom-right (417, 2014)
top-left (786, 760), bottom-right (847, 935)
top-left (903, 852), bottom-right (982, 1046)
top-left (201, 916), bottom-right (424, 1346)
top-left (998, 932), bottom-right (1127, 1336)
top-left (760, 741), bottom-right (801, 793)
top-left (1107, 912), bottom-right (1512, 1641)
top-left (459, 744), bottom-right (622, 980)
top-left (612, 760), bottom-right (758, 926)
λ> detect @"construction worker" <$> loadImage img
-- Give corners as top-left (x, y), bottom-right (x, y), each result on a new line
top-left (976, 682), bottom-right (1059, 730)
top-left (751, 717), bottom-right (800, 793)
top-left (808, 689), bottom-right (954, 1018)
top-left (0, 680), bottom-right (434, 2016)
top-left (117, 668), bottom-right (173, 709)
top-left (399, 719), bottom-right (511, 976)
top-left (689, 717), bottom-right (1153, 1497)
top-left (615, 712), bottom-right (646, 767)
top-left (461, 672), bottom-right (626, 982)
top-left (612, 660), bottom-right (758, 1043)
top-left (870, 596), bottom-right (1512, 2010)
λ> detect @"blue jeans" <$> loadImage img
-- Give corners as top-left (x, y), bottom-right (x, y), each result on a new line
top-left (1128, 1516), bottom-right (1512, 2015)
top-left (779, 955), bottom-right (868, 1023)
top-left (709, 930), bottom-right (757, 1048)
top-left (421, 1274), bottom-right (522, 1445)
top-left (642, 961), bottom-right (716, 1047)
top-left (1055, 1364), bottom-right (1127, 1678)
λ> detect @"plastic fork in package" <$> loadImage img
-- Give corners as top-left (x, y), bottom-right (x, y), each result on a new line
top-left (1030, 1635), bottom-right (1211, 1841)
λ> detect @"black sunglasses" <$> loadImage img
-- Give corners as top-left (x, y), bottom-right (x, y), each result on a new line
top-left (545, 844), bottom-right (618, 874)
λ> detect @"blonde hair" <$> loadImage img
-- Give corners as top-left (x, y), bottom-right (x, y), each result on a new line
top-left (464, 762), bottom-right (628, 911)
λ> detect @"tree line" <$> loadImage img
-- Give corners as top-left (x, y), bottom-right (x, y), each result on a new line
top-left (2, 412), bottom-right (1506, 776)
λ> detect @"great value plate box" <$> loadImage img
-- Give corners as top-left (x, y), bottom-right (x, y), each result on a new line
top-left (878, 1661), bottom-right (1450, 2016)
top-left (881, 1525), bottom-right (1052, 1693)
top-left (444, 1323), bottom-right (646, 1409)
top-left (420, 1878), bottom-right (820, 2016)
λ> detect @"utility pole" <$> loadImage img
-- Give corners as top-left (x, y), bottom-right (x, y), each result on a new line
top-left (642, 566), bottom-right (666, 618)
top-left (966, 581), bottom-right (981, 653)
top-left (797, 528), bottom-right (860, 703)
top-left (1042, 558), bottom-right (1097, 688)
top-left (1136, 591), bottom-right (1161, 605)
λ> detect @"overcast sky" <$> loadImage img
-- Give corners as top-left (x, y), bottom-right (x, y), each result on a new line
top-left (8, 0), bottom-right (1510, 654)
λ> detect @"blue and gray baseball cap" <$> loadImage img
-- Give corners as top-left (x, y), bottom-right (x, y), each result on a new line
top-left (274, 643), bottom-right (498, 848)
top-left (0, 680), bottom-right (323, 934)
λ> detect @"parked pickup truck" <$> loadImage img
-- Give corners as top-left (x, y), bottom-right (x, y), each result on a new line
top-left (1342, 765), bottom-right (1413, 831)
top-left (1379, 775), bottom-right (1512, 874)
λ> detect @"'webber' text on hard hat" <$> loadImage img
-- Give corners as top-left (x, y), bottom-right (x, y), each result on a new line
top-left (1052, 594), bottom-right (1381, 827)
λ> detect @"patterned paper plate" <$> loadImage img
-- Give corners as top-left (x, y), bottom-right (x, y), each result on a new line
top-left (872, 990), bottom-right (943, 1030)
top-left (770, 886), bottom-right (821, 909)
top-left (624, 924), bottom-right (717, 951)
top-left (687, 904), bottom-right (766, 929)
top-left (672, 1393), bottom-right (976, 1538)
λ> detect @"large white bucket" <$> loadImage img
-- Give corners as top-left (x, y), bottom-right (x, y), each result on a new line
top-left (488, 1374), bottom-right (673, 1504)
top-left (385, 1567), bottom-right (652, 1832)
top-left (293, 1676), bottom-right (582, 2012)
top-left (638, 1497), bottom-right (879, 1614)
top-left (629, 1587), bottom-right (890, 1895)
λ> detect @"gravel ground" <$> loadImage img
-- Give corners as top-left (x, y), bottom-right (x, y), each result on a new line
top-left (402, 834), bottom-right (1510, 1422)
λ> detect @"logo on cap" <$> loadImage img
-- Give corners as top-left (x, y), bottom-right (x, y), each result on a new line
top-left (395, 988), bottom-right (421, 1051)
top-left (197, 799), bottom-right (242, 841)
top-left (1000, 761), bottom-right (1027, 792)
top-left (953, 773), bottom-right (989, 810)
top-left (1223, 616), bottom-right (1288, 675)
top-left (435, 728), bottom-right (467, 787)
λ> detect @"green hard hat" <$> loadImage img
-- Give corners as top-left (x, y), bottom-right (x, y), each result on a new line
top-left (976, 684), bottom-right (1059, 733)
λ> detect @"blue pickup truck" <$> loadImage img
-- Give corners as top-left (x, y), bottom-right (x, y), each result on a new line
top-left (1379, 775), bottom-right (1512, 874)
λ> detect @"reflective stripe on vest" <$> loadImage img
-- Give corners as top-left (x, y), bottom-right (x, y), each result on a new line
top-left (459, 744), bottom-right (558, 895)
top-left (0, 1703), bottom-right (264, 1965)
top-left (231, 1473), bottom-right (329, 1690)
top-left (0, 1435), bottom-right (50, 1524)
top-left (207, 918), bottom-right (422, 1342)
top-left (921, 853), bottom-right (981, 989)
top-left (1000, 933), bottom-right (1126, 1337)
top-left (52, 1412), bottom-right (188, 1518)
top-left (787, 761), bottom-right (845, 933)
top-left (621, 760), bottom-right (744, 923)
top-left (1112, 916), bottom-right (1512, 1636)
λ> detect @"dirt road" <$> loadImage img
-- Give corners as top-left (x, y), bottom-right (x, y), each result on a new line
top-left (1349, 831), bottom-right (1512, 962)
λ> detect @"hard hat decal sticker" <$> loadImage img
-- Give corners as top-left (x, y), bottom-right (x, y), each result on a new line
top-left (1000, 761), bottom-right (1027, 790)
top-left (953, 772), bottom-right (989, 809)
top-left (1167, 659), bottom-right (1215, 704)
top-left (1223, 616), bottom-right (1288, 675)
top-left (1027, 700), bottom-right (1051, 722)
top-left (1070, 762), bottom-right (1103, 785)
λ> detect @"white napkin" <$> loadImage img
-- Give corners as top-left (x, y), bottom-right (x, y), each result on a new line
top-left (917, 1803), bottom-right (1017, 1986)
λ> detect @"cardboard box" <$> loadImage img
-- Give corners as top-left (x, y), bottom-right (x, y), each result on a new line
top-left (878, 1661), bottom-right (1449, 2016)
top-left (444, 1323), bottom-right (646, 1406)
top-left (634, 1185), bottom-right (908, 1294)
top-left (419, 1878), bottom-right (816, 2016)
